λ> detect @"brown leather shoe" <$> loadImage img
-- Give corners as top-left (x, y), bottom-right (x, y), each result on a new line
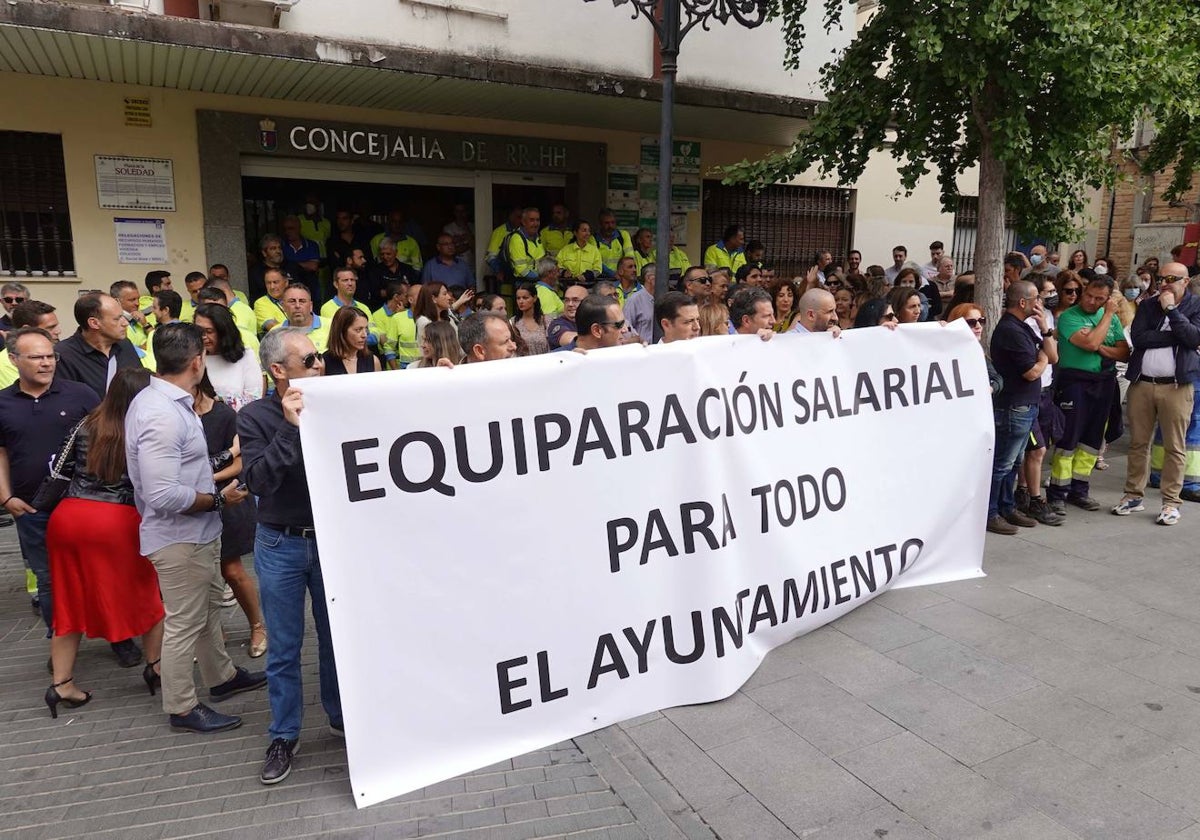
top-left (986, 515), bottom-right (1019, 535)
top-left (1003, 510), bottom-right (1037, 528)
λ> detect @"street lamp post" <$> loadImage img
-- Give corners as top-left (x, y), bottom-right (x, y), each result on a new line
top-left (584, 0), bottom-right (768, 317)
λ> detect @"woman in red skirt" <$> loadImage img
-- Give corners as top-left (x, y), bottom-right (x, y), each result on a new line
top-left (45, 368), bottom-right (166, 718)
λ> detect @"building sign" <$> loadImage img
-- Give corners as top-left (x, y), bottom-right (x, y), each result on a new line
top-left (249, 115), bottom-right (578, 173)
top-left (95, 156), bottom-right (176, 212)
top-left (114, 218), bottom-right (167, 264)
top-left (639, 137), bottom-right (702, 175)
top-left (124, 97), bottom-right (152, 128)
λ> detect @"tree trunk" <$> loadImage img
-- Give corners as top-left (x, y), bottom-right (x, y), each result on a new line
top-left (974, 123), bottom-right (1006, 343)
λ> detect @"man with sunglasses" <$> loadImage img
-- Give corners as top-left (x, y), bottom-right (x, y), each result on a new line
top-left (554, 295), bottom-right (626, 353)
top-left (682, 266), bottom-right (712, 305)
top-left (239, 328), bottom-right (341, 785)
top-left (987, 281), bottom-right (1056, 535)
top-left (1113, 264), bottom-right (1200, 526)
top-left (0, 282), bottom-right (29, 338)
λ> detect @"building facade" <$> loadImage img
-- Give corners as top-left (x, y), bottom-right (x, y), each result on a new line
top-left (0, 0), bottom-right (970, 311)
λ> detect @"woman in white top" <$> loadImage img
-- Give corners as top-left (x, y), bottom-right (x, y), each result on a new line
top-left (194, 303), bottom-right (263, 412)
top-left (412, 281), bottom-right (459, 347)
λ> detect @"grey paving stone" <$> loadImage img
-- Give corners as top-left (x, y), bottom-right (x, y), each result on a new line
top-left (1008, 603), bottom-right (1165, 663)
top-left (1115, 608), bottom-right (1200, 655)
top-left (862, 676), bottom-right (1036, 766)
top-left (871, 585), bottom-right (951, 615)
top-left (931, 577), bottom-right (1049, 619)
top-left (989, 685), bottom-right (1175, 772)
top-left (661, 691), bottom-right (777, 752)
top-left (622, 717), bottom-right (743, 810)
top-left (744, 667), bottom-right (903, 758)
top-left (707, 725), bottom-right (883, 835)
top-left (976, 740), bottom-right (1193, 840)
top-left (959, 810), bottom-right (1084, 840)
top-left (806, 802), bottom-right (939, 840)
top-left (835, 731), bottom-right (1033, 839)
top-left (828, 601), bottom-right (935, 652)
top-left (739, 636), bottom-right (811, 691)
top-left (885, 634), bottom-right (1042, 706)
top-left (785, 626), bottom-right (918, 695)
top-left (695, 792), bottom-right (797, 840)
top-left (1119, 747), bottom-right (1200, 822)
top-left (1118, 649), bottom-right (1200, 699)
top-left (1010, 574), bottom-right (1147, 622)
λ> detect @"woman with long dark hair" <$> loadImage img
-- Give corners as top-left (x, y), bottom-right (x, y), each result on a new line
top-left (194, 303), bottom-right (262, 412)
top-left (412, 281), bottom-right (457, 346)
top-left (192, 372), bottom-right (267, 659)
top-left (323, 306), bottom-right (381, 375)
top-left (44, 368), bottom-right (165, 717)
top-left (511, 282), bottom-right (549, 355)
top-left (767, 276), bottom-right (799, 332)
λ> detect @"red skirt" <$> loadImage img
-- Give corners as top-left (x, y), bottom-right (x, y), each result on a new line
top-left (47, 498), bottom-right (165, 641)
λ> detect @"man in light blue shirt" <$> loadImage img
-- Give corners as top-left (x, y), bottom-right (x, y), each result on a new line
top-left (126, 322), bottom-right (265, 734)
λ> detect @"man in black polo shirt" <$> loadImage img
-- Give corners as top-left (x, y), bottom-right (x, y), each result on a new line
top-left (238, 327), bottom-right (340, 786)
top-left (0, 328), bottom-right (99, 634)
top-left (987, 280), bottom-right (1051, 535)
top-left (56, 293), bottom-right (142, 400)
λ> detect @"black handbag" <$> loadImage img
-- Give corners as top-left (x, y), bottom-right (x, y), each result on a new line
top-left (30, 421), bottom-right (82, 512)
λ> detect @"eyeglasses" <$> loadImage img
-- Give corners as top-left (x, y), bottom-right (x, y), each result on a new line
top-left (599, 320), bottom-right (626, 330)
top-left (1061, 287), bottom-right (1080, 295)
top-left (2, 296), bottom-right (26, 305)
top-left (12, 352), bottom-right (59, 362)
top-left (882, 312), bottom-right (898, 322)
top-left (300, 351), bottom-right (321, 369)
top-left (965, 317), bottom-right (986, 327)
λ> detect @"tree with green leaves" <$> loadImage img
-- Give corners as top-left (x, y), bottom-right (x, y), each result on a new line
top-left (725, 0), bottom-right (1200, 333)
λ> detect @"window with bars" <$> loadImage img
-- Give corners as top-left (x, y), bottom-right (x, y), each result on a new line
top-left (700, 181), bottom-right (855, 278)
top-left (0, 132), bottom-right (75, 276)
top-left (950, 196), bottom-right (1017, 271)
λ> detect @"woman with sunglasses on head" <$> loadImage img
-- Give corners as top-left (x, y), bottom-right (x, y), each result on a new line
top-left (322, 306), bottom-right (381, 375)
top-left (43, 367), bottom-right (165, 716)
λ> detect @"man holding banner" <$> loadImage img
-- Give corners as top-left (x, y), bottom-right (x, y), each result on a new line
top-left (238, 327), bottom-right (342, 785)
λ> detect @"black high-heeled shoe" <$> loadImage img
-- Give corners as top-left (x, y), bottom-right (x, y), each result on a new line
top-left (45, 677), bottom-right (92, 720)
top-left (143, 659), bottom-right (161, 696)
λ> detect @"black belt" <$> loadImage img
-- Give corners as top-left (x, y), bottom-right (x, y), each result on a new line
top-left (262, 523), bottom-right (316, 539)
top-left (1138, 376), bottom-right (1177, 385)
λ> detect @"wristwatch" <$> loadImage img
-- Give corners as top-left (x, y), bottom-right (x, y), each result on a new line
top-left (1165, 303), bottom-right (1177, 312)
top-left (212, 491), bottom-right (226, 512)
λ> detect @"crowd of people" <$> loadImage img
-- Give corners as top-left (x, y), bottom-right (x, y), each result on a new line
top-left (1, 198), bottom-right (1197, 788)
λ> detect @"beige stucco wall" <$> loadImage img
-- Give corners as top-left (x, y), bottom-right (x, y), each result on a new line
top-left (1, 70), bottom-right (974, 314)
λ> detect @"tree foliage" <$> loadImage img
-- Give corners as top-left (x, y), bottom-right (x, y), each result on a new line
top-left (726, 0), bottom-right (1200, 244)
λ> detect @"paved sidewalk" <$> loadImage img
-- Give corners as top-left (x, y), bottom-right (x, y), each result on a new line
top-left (5, 449), bottom-right (1200, 838)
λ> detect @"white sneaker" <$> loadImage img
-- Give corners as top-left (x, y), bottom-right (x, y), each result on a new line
top-left (220, 584), bottom-right (237, 607)
top-left (1156, 506), bottom-right (1181, 526)
top-left (1111, 497), bottom-right (1145, 516)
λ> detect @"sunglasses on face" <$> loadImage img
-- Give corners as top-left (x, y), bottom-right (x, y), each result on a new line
top-left (965, 317), bottom-right (986, 327)
top-left (3, 296), bottom-right (25, 305)
top-left (600, 320), bottom-right (626, 330)
top-left (883, 312), bottom-right (898, 321)
top-left (300, 352), bottom-right (320, 369)
top-left (1062, 287), bottom-right (1080, 295)
top-left (1161, 275), bottom-right (1187, 284)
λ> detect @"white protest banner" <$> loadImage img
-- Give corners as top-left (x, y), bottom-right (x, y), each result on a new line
top-left (298, 323), bottom-right (992, 807)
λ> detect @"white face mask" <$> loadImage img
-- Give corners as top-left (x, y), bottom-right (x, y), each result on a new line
top-left (1030, 254), bottom-right (1044, 266)
top-left (1094, 264), bottom-right (1108, 276)
top-left (1139, 280), bottom-right (1150, 291)
top-left (304, 203), bottom-right (317, 216)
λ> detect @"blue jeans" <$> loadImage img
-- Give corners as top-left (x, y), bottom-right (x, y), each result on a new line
top-left (254, 524), bottom-right (342, 741)
top-left (990, 404), bottom-right (1039, 518)
top-left (16, 510), bottom-right (52, 634)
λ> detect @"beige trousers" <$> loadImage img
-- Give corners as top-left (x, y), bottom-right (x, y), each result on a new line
top-left (1125, 380), bottom-right (1194, 508)
top-left (148, 539), bottom-right (236, 715)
